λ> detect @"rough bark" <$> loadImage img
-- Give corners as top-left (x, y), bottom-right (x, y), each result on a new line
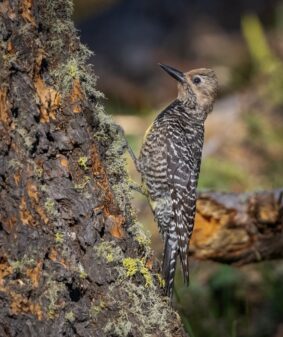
top-left (192, 189), bottom-right (283, 265)
top-left (0, 1), bottom-right (187, 336)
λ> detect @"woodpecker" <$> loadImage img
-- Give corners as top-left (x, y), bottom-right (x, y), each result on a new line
top-left (138, 64), bottom-right (218, 297)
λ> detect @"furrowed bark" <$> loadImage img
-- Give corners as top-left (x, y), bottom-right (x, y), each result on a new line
top-left (0, 1), bottom-right (187, 336)
top-left (191, 189), bottom-right (283, 265)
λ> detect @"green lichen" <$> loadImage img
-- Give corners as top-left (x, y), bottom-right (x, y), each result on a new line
top-left (78, 156), bottom-right (89, 170)
top-left (7, 159), bottom-right (24, 169)
top-left (65, 311), bottom-right (75, 322)
top-left (34, 166), bottom-right (43, 178)
top-left (54, 231), bottom-right (64, 244)
top-left (90, 300), bottom-right (106, 318)
top-left (74, 176), bottom-right (91, 190)
top-left (94, 241), bottom-right (123, 264)
top-left (157, 274), bottom-right (166, 288)
top-left (17, 127), bottom-right (33, 149)
top-left (45, 198), bottom-right (59, 216)
top-left (103, 280), bottom-right (174, 337)
top-left (44, 280), bottom-right (66, 319)
top-left (128, 222), bottom-right (152, 257)
top-left (103, 310), bottom-right (132, 337)
top-left (9, 256), bottom-right (36, 272)
top-left (135, 232), bottom-right (151, 247)
top-left (76, 262), bottom-right (88, 279)
top-left (122, 257), bottom-right (153, 287)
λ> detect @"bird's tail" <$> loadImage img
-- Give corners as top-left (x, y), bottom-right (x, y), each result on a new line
top-left (179, 242), bottom-right (189, 286)
top-left (162, 234), bottom-right (178, 298)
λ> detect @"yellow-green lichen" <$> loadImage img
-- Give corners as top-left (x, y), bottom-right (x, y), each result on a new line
top-left (94, 241), bottom-right (123, 264)
top-left (65, 311), bottom-right (75, 322)
top-left (54, 232), bottom-right (64, 244)
top-left (122, 258), bottom-right (152, 287)
top-left (45, 198), bottom-right (59, 216)
top-left (78, 156), bottom-right (88, 170)
top-left (90, 300), bottom-right (106, 318)
top-left (103, 279), bottom-right (174, 337)
top-left (76, 262), bottom-right (88, 279)
top-left (157, 274), bottom-right (165, 288)
top-left (128, 222), bottom-right (152, 257)
top-left (103, 310), bottom-right (132, 337)
top-left (9, 256), bottom-right (36, 272)
top-left (135, 233), bottom-right (151, 247)
top-left (34, 166), bottom-right (43, 178)
top-left (74, 176), bottom-right (91, 190)
top-left (44, 280), bottom-right (66, 319)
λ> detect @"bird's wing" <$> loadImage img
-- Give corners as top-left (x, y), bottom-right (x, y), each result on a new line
top-left (166, 124), bottom-right (200, 284)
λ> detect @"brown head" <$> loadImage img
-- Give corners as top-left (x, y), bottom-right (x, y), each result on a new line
top-left (159, 63), bottom-right (218, 114)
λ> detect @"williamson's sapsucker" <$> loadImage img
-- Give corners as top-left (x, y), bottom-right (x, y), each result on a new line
top-left (138, 64), bottom-right (218, 297)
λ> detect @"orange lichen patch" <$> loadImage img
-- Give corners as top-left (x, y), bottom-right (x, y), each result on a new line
top-left (27, 181), bottom-right (39, 203)
top-left (70, 79), bottom-right (84, 113)
top-left (59, 156), bottom-right (69, 170)
top-left (7, 40), bottom-right (13, 53)
top-left (91, 146), bottom-right (114, 212)
top-left (0, 258), bottom-right (13, 285)
top-left (107, 214), bottom-right (125, 238)
top-left (1, 216), bottom-right (17, 234)
top-left (0, 87), bottom-right (10, 125)
top-left (91, 145), bottom-right (125, 238)
top-left (13, 172), bottom-right (21, 186)
top-left (145, 258), bottom-right (153, 270)
top-left (34, 76), bottom-right (61, 123)
top-left (35, 206), bottom-right (49, 224)
top-left (26, 181), bottom-right (49, 224)
top-left (20, 197), bottom-right (34, 226)
top-left (21, 0), bottom-right (35, 26)
top-left (49, 248), bottom-right (58, 262)
top-left (0, 0), bottom-right (15, 20)
top-left (48, 248), bottom-right (68, 268)
top-left (8, 289), bottom-right (43, 320)
top-left (26, 261), bottom-right (42, 288)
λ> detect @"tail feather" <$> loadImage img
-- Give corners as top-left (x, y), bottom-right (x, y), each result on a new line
top-left (162, 234), bottom-right (178, 297)
top-left (178, 234), bottom-right (189, 286)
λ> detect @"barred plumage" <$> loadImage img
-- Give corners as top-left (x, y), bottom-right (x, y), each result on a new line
top-left (138, 64), bottom-right (218, 297)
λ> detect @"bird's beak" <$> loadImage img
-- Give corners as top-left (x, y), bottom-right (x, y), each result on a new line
top-left (159, 63), bottom-right (185, 83)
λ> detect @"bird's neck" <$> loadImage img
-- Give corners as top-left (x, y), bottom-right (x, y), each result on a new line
top-left (175, 99), bottom-right (207, 124)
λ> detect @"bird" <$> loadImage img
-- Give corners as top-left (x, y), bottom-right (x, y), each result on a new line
top-left (137, 63), bottom-right (218, 297)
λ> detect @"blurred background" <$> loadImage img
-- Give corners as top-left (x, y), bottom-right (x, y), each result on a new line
top-left (74, 1), bottom-right (283, 336)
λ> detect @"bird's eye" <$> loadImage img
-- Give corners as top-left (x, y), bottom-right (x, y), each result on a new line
top-left (193, 76), bottom-right (201, 84)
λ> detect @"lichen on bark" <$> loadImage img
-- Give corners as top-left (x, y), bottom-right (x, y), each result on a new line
top-left (0, 0), bottom-right (188, 336)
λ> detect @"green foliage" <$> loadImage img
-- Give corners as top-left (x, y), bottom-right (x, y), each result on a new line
top-left (199, 157), bottom-right (252, 190)
top-left (242, 14), bottom-right (283, 105)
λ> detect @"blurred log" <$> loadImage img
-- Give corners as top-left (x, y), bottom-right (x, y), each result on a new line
top-left (191, 189), bottom-right (283, 265)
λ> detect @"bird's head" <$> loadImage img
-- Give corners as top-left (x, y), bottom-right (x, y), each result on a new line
top-left (159, 63), bottom-right (218, 114)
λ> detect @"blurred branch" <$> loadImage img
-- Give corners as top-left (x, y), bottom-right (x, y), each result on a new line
top-left (191, 189), bottom-right (283, 265)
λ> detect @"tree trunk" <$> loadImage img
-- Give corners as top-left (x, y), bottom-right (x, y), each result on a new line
top-left (192, 189), bottom-right (283, 265)
top-left (0, 1), bottom-right (187, 336)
